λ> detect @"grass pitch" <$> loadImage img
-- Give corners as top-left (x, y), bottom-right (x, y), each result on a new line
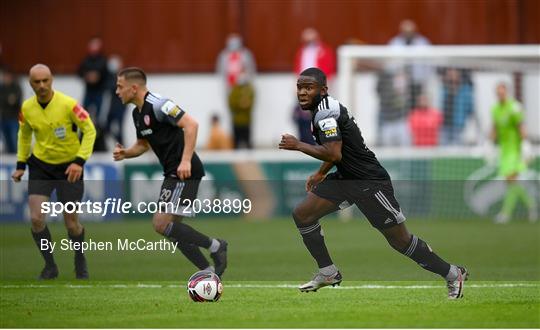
top-left (1, 218), bottom-right (539, 327)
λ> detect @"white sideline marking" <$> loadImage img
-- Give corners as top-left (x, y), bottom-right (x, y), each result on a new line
top-left (1, 283), bottom-right (538, 289)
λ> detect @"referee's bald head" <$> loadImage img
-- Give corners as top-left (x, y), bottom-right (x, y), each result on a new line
top-left (118, 67), bottom-right (147, 86)
top-left (29, 64), bottom-right (52, 79)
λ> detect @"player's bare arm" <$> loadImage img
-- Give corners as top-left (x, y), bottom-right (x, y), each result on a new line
top-left (176, 112), bottom-right (199, 180)
top-left (113, 139), bottom-right (150, 161)
top-left (279, 134), bottom-right (342, 163)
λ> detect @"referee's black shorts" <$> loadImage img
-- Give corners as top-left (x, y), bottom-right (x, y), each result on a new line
top-left (158, 176), bottom-right (201, 217)
top-left (312, 172), bottom-right (406, 229)
top-left (27, 155), bottom-right (84, 203)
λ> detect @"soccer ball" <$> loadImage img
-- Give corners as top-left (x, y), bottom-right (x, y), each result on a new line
top-left (187, 270), bottom-right (223, 302)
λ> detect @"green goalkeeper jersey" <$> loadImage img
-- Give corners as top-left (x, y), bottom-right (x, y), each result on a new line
top-left (491, 98), bottom-right (526, 176)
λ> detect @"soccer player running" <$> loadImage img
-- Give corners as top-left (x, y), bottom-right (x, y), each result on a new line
top-left (279, 68), bottom-right (467, 299)
top-left (491, 83), bottom-right (537, 223)
top-left (11, 64), bottom-right (96, 279)
top-left (113, 67), bottom-right (228, 276)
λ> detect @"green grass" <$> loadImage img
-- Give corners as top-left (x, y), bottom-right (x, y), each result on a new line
top-left (1, 218), bottom-right (539, 327)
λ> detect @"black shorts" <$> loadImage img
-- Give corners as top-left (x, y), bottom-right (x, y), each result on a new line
top-left (27, 155), bottom-right (84, 203)
top-left (312, 172), bottom-right (406, 229)
top-left (158, 177), bottom-right (201, 217)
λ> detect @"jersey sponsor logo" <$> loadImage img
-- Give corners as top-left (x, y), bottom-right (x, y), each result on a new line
top-left (140, 128), bottom-right (153, 136)
top-left (323, 128), bottom-right (338, 138)
top-left (161, 100), bottom-right (181, 117)
top-left (144, 115), bottom-right (151, 126)
top-left (72, 104), bottom-right (89, 120)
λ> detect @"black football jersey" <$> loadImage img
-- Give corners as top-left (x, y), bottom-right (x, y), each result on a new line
top-left (312, 96), bottom-right (389, 180)
top-left (132, 92), bottom-right (204, 178)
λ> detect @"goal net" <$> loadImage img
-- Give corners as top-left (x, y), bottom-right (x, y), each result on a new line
top-left (335, 45), bottom-right (540, 220)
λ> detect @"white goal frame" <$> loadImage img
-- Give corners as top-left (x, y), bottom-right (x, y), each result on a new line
top-left (337, 45), bottom-right (540, 110)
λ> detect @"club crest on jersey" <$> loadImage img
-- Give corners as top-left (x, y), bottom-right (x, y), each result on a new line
top-left (144, 115), bottom-right (151, 126)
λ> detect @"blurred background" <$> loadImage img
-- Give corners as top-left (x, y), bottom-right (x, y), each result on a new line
top-left (1, 0), bottom-right (539, 223)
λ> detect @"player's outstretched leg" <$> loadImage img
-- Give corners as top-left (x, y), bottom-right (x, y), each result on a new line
top-left (176, 241), bottom-right (211, 271)
top-left (29, 195), bottom-right (58, 280)
top-left (154, 215), bottom-right (228, 277)
top-left (380, 223), bottom-right (468, 299)
top-left (293, 192), bottom-right (342, 292)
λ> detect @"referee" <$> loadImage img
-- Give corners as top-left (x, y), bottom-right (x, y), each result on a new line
top-left (11, 64), bottom-right (96, 279)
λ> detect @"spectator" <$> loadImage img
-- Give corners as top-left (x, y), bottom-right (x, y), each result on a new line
top-left (408, 94), bottom-right (443, 146)
top-left (78, 36), bottom-right (109, 151)
top-left (388, 19), bottom-right (431, 109)
top-left (0, 68), bottom-right (22, 153)
top-left (389, 19), bottom-right (431, 47)
top-left (440, 68), bottom-right (474, 145)
top-left (216, 34), bottom-right (256, 149)
top-left (376, 68), bottom-right (410, 146)
top-left (294, 28), bottom-right (336, 79)
top-left (293, 28), bottom-right (335, 145)
top-left (103, 54), bottom-right (126, 145)
top-left (206, 114), bottom-right (233, 150)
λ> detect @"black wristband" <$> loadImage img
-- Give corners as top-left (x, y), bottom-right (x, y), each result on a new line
top-left (72, 157), bottom-right (86, 166)
top-left (16, 161), bottom-right (26, 170)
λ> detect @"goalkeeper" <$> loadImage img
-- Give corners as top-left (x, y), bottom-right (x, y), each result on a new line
top-left (491, 83), bottom-right (537, 223)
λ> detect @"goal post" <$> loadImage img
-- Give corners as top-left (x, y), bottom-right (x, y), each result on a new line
top-left (337, 45), bottom-right (540, 147)
top-left (336, 45), bottom-right (540, 220)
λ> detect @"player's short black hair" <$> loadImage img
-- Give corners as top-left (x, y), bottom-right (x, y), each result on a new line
top-left (299, 67), bottom-right (327, 86)
top-left (118, 67), bottom-right (147, 85)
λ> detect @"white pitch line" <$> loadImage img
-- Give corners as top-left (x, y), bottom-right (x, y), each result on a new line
top-left (224, 283), bottom-right (540, 289)
top-left (0, 283), bottom-right (538, 289)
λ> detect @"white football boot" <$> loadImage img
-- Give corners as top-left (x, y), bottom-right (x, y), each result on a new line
top-left (299, 270), bottom-right (342, 292)
top-left (447, 266), bottom-right (468, 299)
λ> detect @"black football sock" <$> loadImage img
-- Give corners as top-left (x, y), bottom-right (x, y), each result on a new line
top-left (164, 222), bottom-right (211, 249)
top-left (401, 235), bottom-right (451, 278)
top-left (31, 226), bottom-right (56, 267)
top-left (176, 241), bottom-right (210, 270)
top-left (294, 216), bottom-right (334, 269)
top-left (68, 228), bottom-right (85, 261)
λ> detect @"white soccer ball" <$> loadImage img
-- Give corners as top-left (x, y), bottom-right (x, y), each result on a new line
top-left (187, 270), bottom-right (223, 302)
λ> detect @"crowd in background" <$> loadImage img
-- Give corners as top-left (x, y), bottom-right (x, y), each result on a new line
top-left (1, 20), bottom-right (510, 153)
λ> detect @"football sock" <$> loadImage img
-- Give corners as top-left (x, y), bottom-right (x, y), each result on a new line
top-left (295, 218), bottom-right (334, 269)
top-left (31, 226), bottom-right (56, 267)
top-left (401, 235), bottom-right (451, 278)
top-left (209, 239), bottom-right (220, 253)
top-left (68, 227), bottom-right (85, 260)
top-left (176, 241), bottom-right (210, 270)
top-left (164, 222), bottom-right (211, 249)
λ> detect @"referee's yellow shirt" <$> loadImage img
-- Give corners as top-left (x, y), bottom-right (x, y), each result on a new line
top-left (17, 90), bottom-right (96, 167)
